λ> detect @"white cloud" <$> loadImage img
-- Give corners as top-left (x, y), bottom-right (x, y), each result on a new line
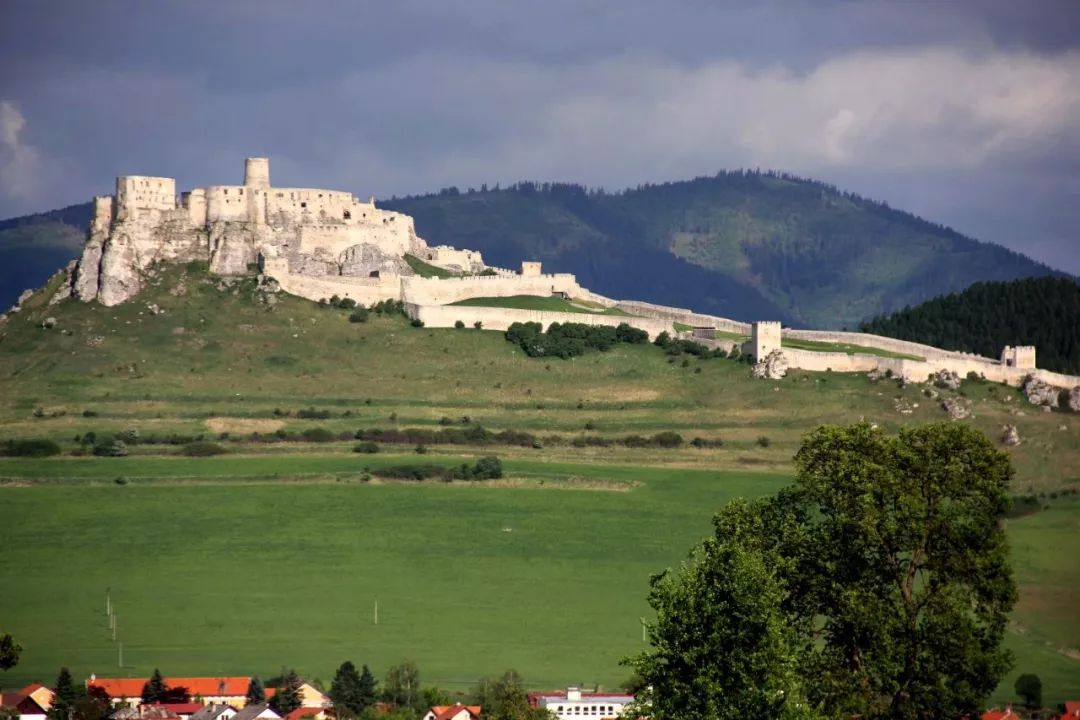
top-left (0, 100), bottom-right (44, 203)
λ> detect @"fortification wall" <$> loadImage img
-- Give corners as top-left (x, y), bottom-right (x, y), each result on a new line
top-left (402, 274), bottom-right (584, 306)
top-left (779, 348), bottom-right (1080, 389)
top-left (407, 303), bottom-right (671, 339)
top-left (424, 246), bottom-right (483, 269)
top-left (782, 329), bottom-right (991, 364)
top-left (266, 266), bottom-right (401, 305)
top-left (614, 300), bottom-right (752, 334)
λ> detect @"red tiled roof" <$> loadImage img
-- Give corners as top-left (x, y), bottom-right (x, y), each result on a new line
top-left (430, 705), bottom-right (481, 720)
top-left (20, 685), bottom-right (48, 695)
top-left (154, 704), bottom-right (205, 714)
top-left (982, 710), bottom-right (1019, 720)
top-left (0, 693), bottom-right (48, 715)
top-left (1064, 702), bottom-right (1080, 717)
top-left (284, 709), bottom-right (321, 720)
top-left (88, 677), bottom-right (251, 699)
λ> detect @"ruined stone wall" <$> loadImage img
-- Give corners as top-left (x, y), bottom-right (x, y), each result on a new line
top-left (782, 328), bottom-right (988, 364)
top-left (402, 273), bottom-right (584, 306)
top-left (751, 321), bottom-right (782, 360)
top-left (116, 176), bottom-right (176, 218)
top-left (424, 246), bottom-right (484, 269)
top-left (407, 303), bottom-right (672, 339)
top-left (268, 266), bottom-right (402, 305)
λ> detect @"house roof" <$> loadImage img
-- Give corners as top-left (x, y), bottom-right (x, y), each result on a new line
top-left (1064, 702), bottom-right (1080, 717)
top-left (20, 684), bottom-right (49, 695)
top-left (429, 705), bottom-right (481, 720)
top-left (0, 693), bottom-right (48, 715)
top-left (190, 704), bottom-right (236, 720)
top-left (528, 691), bottom-right (634, 705)
top-left (155, 704), bottom-right (205, 714)
top-left (982, 710), bottom-right (1020, 720)
top-left (89, 678), bottom-right (252, 699)
top-left (284, 709), bottom-right (322, 720)
top-left (232, 704), bottom-right (281, 720)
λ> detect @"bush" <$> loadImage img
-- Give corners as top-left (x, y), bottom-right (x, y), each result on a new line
top-left (117, 428), bottom-right (140, 444)
top-left (415, 444), bottom-right (428, 454)
top-left (454, 320), bottom-right (465, 329)
top-left (181, 441), bottom-right (228, 457)
top-left (337, 297), bottom-right (357, 309)
top-left (690, 436), bottom-right (724, 448)
top-left (472, 456), bottom-right (503, 480)
top-left (349, 309), bottom-right (369, 323)
top-left (1, 438), bottom-right (62, 457)
top-left (756, 436), bottom-right (772, 448)
top-left (301, 427), bottom-right (336, 443)
top-left (474, 321), bottom-right (483, 329)
top-left (93, 439), bottom-right (129, 457)
top-left (652, 431), bottom-right (684, 448)
top-left (82, 409), bottom-right (99, 417)
top-left (653, 331), bottom-right (672, 348)
top-left (297, 407), bottom-right (332, 419)
top-left (410, 318), bottom-right (425, 328)
top-left (114, 476), bottom-right (128, 485)
top-left (353, 441), bottom-right (379, 454)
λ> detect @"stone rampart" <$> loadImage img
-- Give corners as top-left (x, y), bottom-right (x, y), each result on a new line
top-left (407, 303), bottom-right (671, 339)
top-left (402, 273), bottom-right (584, 306)
top-left (782, 329), bottom-right (991, 364)
top-left (268, 269), bottom-right (401, 305)
top-left (613, 300), bottom-right (751, 335)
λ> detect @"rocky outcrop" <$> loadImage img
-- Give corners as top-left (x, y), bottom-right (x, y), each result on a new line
top-left (1069, 387), bottom-right (1080, 413)
top-left (1001, 424), bottom-right (1021, 446)
top-left (1023, 375), bottom-right (1059, 408)
top-left (941, 397), bottom-right (971, 419)
top-left (752, 350), bottom-right (789, 380)
top-left (933, 369), bottom-right (961, 390)
top-left (338, 243), bottom-right (412, 277)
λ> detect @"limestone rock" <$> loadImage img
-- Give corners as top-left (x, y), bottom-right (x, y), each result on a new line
top-left (941, 397), bottom-right (971, 420)
top-left (1069, 387), bottom-right (1080, 413)
top-left (41, 317), bottom-right (57, 329)
top-left (933, 369), bottom-right (961, 390)
top-left (338, 243), bottom-right (411, 277)
top-left (868, 367), bottom-right (888, 382)
top-left (893, 398), bottom-right (914, 415)
top-left (923, 387), bottom-right (940, 400)
top-left (1001, 425), bottom-right (1021, 446)
top-left (1022, 375), bottom-right (1059, 408)
top-left (751, 350), bottom-right (789, 380)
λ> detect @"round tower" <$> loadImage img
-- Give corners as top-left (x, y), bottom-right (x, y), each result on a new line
top-left (243, 157), bottom-right (270, 188)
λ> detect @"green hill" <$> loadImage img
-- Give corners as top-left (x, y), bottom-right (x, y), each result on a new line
top-left (860, 276), bottom-right (1080, 374)
top-left (1, 170), bottom-right (1068, 327)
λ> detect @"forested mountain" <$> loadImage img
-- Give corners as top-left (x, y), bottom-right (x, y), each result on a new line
top-left (860, 277), bottom-right (1080, 374)
top-left (0, 202), bottom-right (89, 310)
top-left (2, 171), bottom-right (1069, 326)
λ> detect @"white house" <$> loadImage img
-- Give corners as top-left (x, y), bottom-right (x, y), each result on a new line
top-left (529, 688), bottom-right (633, 720)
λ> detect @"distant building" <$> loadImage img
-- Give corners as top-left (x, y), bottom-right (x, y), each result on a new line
top-left (528, 688), bottom-right (634, 720)
top-left (421, 704), bottom-right (481, 720)
top-left (189, 704), bottom-right (238, 720)
top-left (231, 704), bottom-right (280, 720)
top-left (88, 677), bottom-right (254, 707)
top-left (0, 687), bottom-right (51, 720)
top-left (263, 683), bottom-right (327, 708)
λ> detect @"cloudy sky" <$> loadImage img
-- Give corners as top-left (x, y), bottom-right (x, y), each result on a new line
top-left (1, 0), bottom-right (1078, 272)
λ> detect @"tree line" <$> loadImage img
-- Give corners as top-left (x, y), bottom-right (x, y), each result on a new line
top-left (860, 276), bottom-right (1080, 374)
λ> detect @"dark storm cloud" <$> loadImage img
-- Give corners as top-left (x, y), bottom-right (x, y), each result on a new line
top-left (1, 0), bottom-right (1078, 272)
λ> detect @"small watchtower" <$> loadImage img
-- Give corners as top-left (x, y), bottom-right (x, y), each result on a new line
top-left (1001, 345), bottom-right (1036, 369)
top-left (243, 157), bottom-right (270, 188)
top-left (520, 261), bottom-right (542, 276)
top-left (751, 321), bottom-right (782, 360)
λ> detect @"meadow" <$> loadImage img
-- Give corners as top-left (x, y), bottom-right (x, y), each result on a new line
top-left (1, 264), bottom-right (1077, 704)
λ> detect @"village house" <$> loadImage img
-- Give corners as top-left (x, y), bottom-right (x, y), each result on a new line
top-left (88, 677), bottom-right (254, 707)
top-left (189, 704), bottom-right (238, 720)
top-left (230, 704), bottom-right (280, 720)
top-left (528, 688), bottom-right (634, 720)
top-left (0, 684), bottom-right (52, 720)
top-left (421, 704), bottom-right (482, 720)
top-left (263, 683), bottom-right (328, 708)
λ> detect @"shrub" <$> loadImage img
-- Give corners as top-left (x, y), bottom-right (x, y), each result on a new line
top-left (454, 320), bottom-right (465, 329)
top-left (118, 428), bottom-right (140, 444)
top-left (439, 416), bottom-right (454, 426)
top-left (690, 437), bottom-right (724, 448)
top-left (181, 441), bottom-right (228, 457)
top-left (1, 438), bottom-right (62, 457)
top-left (349, 309), bottom-right (369, 323)
top-left (93, 439), bottom-right (129, 457)
top-left (652, 431), bottom-right (684, 448)
top-left (474, 321), bottom-right (483, 329)
top-left (337, 297), bottom-right (357, 309)
top-left (82, 409), bottom-right (99, 417)
top-left (410, 318), bottom-right (425, 328)
top-left (353, 441), bottom-right (379, 454)
top-left (114, 476), bottom-right (128, 485)
top-left (472, 456), bottom-right (503, 480)
top-left (297, 407), bottom-right (332, 419)
top-left (415, 444), bottom-right (428, 454)
top-left (653, 331), bottom-right (672, 348)
top-left (301, 427), bottom-right (336, 443)
top-left (756, 436), bottom-right (772, 448)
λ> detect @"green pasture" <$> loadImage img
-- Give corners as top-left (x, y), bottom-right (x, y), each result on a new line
top-left (403, 254), bottom-right (460, 278)
top-left (449, 295), bottom-right (631, 315)
top-left (781, 336), bottom-right (924, 361)
top-left (1, 265), bottom-right (1078, 704)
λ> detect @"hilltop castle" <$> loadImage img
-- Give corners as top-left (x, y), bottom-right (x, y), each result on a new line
top-left (74, 157), bottom-right (496, 306)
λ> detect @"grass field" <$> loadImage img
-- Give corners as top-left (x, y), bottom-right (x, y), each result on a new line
top-left (449, 295), bottom-right (632, 315)
top-left (1, 264), bottom-right (1077, 704)
top-left (403, 254), bottom-right (460, 278)
top-left (781, 336), bottom-right (924, 361)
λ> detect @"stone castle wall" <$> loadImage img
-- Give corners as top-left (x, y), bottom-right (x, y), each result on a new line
top-left (407, 303), bottom-right (671, 339)
top-left (401, 273), bottom-right (584, 306)
top-left (613, 300), bottom-right (752, 335)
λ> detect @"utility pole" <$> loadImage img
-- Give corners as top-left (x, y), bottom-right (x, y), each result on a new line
top-left (374, 597), bottom-right (378, 625)
top-left (118, 641), bottom-right (123, 668)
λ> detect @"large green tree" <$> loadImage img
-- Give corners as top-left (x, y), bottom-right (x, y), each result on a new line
top-left (269, 670), bottom-right (303, 716)
top-left (0, 633), bottom-right (20, 671)
top-left (630, 422), bottom-right (1017, 720)
top-left (142, 669), bottom-right (168, 704)
top-left (329, 661), bottom-right (376, 717)
top-left (382, 662), bottom-right (420, 711)
top-left (246, 676), bottom-right (266, 705)
top-left (49, 667), bottom-right (78, 720)
top-left (471, 671), bottom-right (553, 720)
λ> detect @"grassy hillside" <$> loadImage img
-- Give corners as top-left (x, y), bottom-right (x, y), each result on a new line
top-left (1, 265), bottom-right (1078, 704)
top-left (860, 276), bottom-right (1080, 374)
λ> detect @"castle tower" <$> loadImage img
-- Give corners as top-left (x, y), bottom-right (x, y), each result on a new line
top-left (243, 157), bottom-right (270, 188)
top-left (1000, 345), bottom-right (1036, 369)
top-left (751, 321), bottom-right (782, 360)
